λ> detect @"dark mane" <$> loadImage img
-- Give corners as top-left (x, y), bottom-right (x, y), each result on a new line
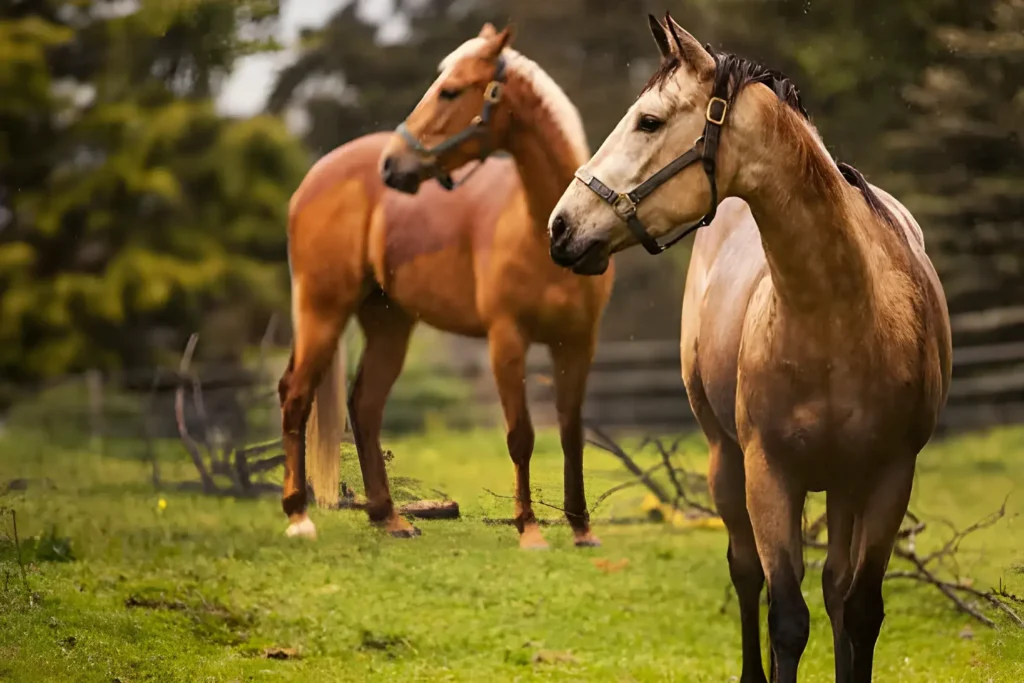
top-left (642, 48), bottom-right (899, 230)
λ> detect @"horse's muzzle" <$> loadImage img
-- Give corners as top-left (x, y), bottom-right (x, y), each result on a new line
top-left (380, 155), bottom-right (422, 195)
top-left (549, 213), bottom-right (609, 275)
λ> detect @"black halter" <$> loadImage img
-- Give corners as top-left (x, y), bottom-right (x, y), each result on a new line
top-left (573, 65), bottom-right (731, 255)
top-left (394, 56), bottom-right (507, 191)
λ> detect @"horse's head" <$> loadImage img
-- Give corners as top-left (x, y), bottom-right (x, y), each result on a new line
top-left (380, 23), bottom-right (515, 194)
top-left (549, 13), bottom-right (775, 274)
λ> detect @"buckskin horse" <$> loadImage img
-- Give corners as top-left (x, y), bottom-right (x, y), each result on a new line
top-left (277, 23), bottom-right (614, 549)
top-left (548, 13), bottom-right (951, 683)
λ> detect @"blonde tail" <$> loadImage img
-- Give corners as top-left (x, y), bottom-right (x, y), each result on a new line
top-left (305, 336), bottom-right (348, 508)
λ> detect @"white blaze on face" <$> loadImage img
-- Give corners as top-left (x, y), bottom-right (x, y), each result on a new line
top-left (549, 80), bottom-right (682, 250)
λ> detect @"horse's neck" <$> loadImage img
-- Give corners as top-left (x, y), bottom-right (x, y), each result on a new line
top-left (503, 73), bottom-right (585, 235)
top-left (740, 118), bottom-right (876, 317)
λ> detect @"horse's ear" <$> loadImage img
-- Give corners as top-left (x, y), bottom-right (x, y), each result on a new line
top-left (648, 14), bottom-right (674, 60)
top-left (482, 23), bottom-right (515, 60)
top-left (664, 12), bottom-right (715, 79)
top-left (478, 22), bottom-right (497, 39)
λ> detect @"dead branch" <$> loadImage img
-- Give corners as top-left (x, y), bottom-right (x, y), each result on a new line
top-left (236, 438), bottom-right (283, 458)
top-left (588, 471), bottom-right (656, 515)
top-left (175, 334), bottom-right (216, 493)
top-left (585, 424), bottom-right (673, 505)
top-left (591, 426), bottom-right (1021, 629)
top-left (246, 454), bottom-right (285, 475)
top-left (484, 488), bottom-right (571, 516)
top-left (646, 436), bottom-right (717, 516)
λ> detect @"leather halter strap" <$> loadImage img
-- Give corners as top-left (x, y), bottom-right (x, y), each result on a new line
top-left (395, 55), bottom-right (507, 191)
top-left (573, 68), bottom-right (730, 255)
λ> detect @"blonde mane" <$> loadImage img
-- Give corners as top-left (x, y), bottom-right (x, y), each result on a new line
top-left (439, 38), bottom-right (591, 166)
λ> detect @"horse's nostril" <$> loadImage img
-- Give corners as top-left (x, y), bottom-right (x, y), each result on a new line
top-left (550, 213), bottom-right (568, 242)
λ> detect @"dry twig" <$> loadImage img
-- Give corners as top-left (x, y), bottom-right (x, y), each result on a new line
top-left (589, 427), bottom-right (1021, 629)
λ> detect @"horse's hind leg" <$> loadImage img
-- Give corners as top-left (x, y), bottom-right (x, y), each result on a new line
top-left (279, 294), bottom-right (352, 539)
top-left (550, 338), bottom-right (598, 547)
top-left (844, 458), bottom-right (915, 683)
top-left (744, 443), bottom-right (809, 683)
top-left (349, 291), bottom-right (418, 537)
top-left (488, 319), bottom-right (544, 550)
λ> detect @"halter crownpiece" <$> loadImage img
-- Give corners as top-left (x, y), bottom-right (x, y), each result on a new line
top-left (395, 55), bottom-right (507, 191)
top-left (573, 58), bottom-right (731, 255)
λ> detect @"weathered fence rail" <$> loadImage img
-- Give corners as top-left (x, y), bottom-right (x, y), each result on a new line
top-left (5, 307), bottom-right (1024, 442)
top-left (448, 306), bottom-right (1024, 434)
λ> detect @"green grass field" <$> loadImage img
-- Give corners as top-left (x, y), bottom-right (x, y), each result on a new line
top-left (1, 424), bottom-right (1022, 682)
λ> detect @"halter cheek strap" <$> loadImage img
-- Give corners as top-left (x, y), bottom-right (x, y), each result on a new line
top-left (395, 56), bottom-right (507, 191)
top-left (573, 71), bottom-right (730, 254)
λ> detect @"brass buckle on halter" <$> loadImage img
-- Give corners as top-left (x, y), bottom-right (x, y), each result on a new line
top-left (484, 81), bottom-right (503, 103)
top-left (706, 97), bottom-right (728, 125)
top-left (613, 192), bottom-right (637, 218)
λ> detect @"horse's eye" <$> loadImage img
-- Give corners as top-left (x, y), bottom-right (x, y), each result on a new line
top-left (439, 88), bottom-right (462, 101)
top-left (636, 114), bottom-right (664, 133)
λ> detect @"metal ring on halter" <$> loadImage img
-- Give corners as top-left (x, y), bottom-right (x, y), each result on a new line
top-left (571, 73), bottom-right (733, 255)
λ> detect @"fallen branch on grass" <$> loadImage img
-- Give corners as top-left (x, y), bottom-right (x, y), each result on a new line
top-left (331, 482), bottom-right (461, 520)
top-left (590, 426), bottom-right (1021, 629)
top-left (585, 424), bottom-right (720, 526)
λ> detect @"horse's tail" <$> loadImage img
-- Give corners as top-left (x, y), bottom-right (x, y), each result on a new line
top-left (305, 335), bottom-right (348, 509)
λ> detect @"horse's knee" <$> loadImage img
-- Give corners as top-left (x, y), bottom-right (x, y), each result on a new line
top-left (507, 418), bottom-right (534, 461)
top-left (280, 381), bottom-right (313, 435)
top-left (821, 559), bottom-right (850, 620)
top-left (843, 577), bottom-right (885, 647)
top-left (767, 586), bottom-right (810, 658)
top-left (727, 542), bottom-right (765, 597)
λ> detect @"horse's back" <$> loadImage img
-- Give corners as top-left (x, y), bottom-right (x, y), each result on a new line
top-left (681, 198), bottom-right (768, 440)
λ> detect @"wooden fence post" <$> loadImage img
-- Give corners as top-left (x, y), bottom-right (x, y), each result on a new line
top-left (86, 369), bottom-right (104, 454)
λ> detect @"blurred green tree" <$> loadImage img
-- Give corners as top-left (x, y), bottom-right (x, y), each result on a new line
top-left (268, 0), bottom-right (1019, 343)
top-left (0, 1), bottom-right (308, 388)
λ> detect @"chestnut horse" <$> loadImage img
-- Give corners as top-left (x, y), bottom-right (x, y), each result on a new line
top-left (277, 23), bottom-right (614, 548)
top-left (549, 13), bottom-right (951, 683)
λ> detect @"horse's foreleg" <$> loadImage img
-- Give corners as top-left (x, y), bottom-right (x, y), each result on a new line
top-left (488, 319), bottom-right (544, 549)
top-left (844, 458), bottom-right (915, 683)
top-left (350, 293), bottom-right (417, 537)
top-left (743, 443), bottom-right (809, 683)
top-left (823, 492), bottom-right (855, 683)
top-left (550, 339), bottom-right (598, 547)
top-left (709, 438), bottom-right (767, 683)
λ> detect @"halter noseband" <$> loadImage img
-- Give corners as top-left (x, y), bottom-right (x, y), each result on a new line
top-left (394, 55), bottom-right (507, 191)
top-left (573, 64), bottom-right (730, 255)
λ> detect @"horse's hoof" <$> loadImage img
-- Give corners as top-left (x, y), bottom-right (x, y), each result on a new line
top-left (285, 516), bottom-right (317, 540)
top-left (519, 527), bottom-right (549, 550)
top-left (521, 541), bottom-right (550, 551)
top-left (574, 534), bottom-right (602, 548)
top-left (389, 525), bottom-right (421, 539)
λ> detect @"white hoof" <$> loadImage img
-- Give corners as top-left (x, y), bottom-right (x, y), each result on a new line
top-left (285, 516), bottom-right (317, 539)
